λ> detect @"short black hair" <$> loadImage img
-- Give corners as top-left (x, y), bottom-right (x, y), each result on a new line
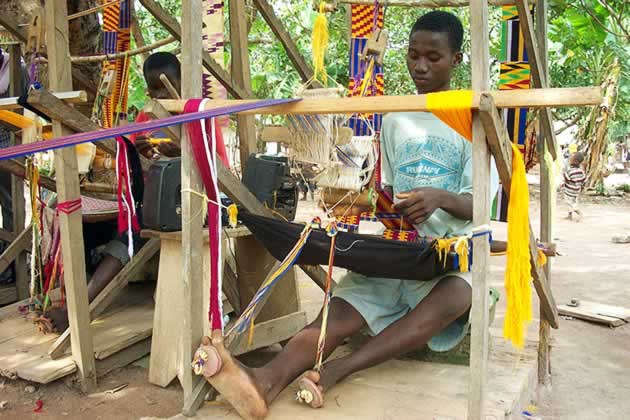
top-left (143, 52), bottom-right (181, 84)
top-left (410, 11), bottom-right (464, 52)
top-left (572, 151), bottom-right (585, 163)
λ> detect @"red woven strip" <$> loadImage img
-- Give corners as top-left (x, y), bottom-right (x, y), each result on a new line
top-left (56, 198), bottom-right (82, 215)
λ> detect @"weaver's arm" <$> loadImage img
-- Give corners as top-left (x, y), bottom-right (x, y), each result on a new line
top-left (394, 188), bottom-right (472, 225)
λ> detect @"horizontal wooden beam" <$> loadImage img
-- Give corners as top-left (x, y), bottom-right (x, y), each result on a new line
top-left (27, 89), bottom-right (151, 172)
top-left (0, 91), bottom-right (87, 111)
top-left (159, 87), bottom-right (601, 115)
top-left (478, 94), bottom-right (559, 328)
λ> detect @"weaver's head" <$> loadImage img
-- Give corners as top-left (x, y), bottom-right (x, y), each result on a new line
top-left (407, 11), bottom-right (463, 94)
top-left (143, 52), bottom-right (182, 99)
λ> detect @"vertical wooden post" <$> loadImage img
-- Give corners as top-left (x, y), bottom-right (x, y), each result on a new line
top-left (44, 0), bottom-right (97, 391)
top-left (536, 0), bottom-right (553, 387)
top-left (7, 43), bottom-right (28, 300)
top-left (468, 0), bottom-right (491, 419)
top-left (180, 0), bottom-right (205, 409)
top-left (229, 0), bottom-right (258, 171)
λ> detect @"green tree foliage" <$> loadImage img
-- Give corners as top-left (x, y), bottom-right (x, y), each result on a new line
top-left (130, 0), bottom-right (626, 147)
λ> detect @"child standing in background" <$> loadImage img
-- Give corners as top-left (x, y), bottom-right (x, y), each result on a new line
top-left (563, 151), bottom-right (586, 221)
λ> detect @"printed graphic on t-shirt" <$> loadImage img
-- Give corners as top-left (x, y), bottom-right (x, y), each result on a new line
top-left (394, 134), bottom-right (464, 193)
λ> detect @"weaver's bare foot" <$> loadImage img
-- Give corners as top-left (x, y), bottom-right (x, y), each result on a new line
top-left (193, 332), bottom-right (268, 420)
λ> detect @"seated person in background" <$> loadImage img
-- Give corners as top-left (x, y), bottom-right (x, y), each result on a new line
top-left (190, 11), bottom-right (499, 420)
top-left (48, 52), bottom-right (223, 331)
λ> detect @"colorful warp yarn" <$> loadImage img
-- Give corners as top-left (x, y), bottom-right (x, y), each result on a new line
top-left (184, 99), bottom-right (227, 332)
top-left (101, 0), bottom-right (131, 128)
top-left (314, 221), bottom-right (338, 371)
top-left (348, 3), bottom-right (384, 135)
top-left (492, 4), bottom-right (533, 222)
top-left (227, 220), bottom-right (314, 346)
top-left (202, 0), bottom-right (228, 126)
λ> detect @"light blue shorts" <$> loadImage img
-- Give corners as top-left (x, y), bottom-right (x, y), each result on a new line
top-left (333, 270), bottom-right (472, 352)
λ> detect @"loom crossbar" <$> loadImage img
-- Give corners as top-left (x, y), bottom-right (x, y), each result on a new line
top-left (0, 98), bottom-right (298, 161)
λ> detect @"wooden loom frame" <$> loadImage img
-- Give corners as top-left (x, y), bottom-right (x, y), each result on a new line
top-left (0, 0), bottom-right (598, 419)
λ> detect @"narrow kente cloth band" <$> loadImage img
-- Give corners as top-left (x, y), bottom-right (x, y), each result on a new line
top-left (0, 98), bottom-right (298, 161)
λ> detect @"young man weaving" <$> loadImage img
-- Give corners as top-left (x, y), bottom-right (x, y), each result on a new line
top-left (195, 11), bottom-right (498, 419)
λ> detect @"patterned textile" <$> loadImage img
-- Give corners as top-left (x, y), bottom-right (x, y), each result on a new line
top-left (101, 0), bottom-right (131, 128)
top-left (348, 4), bottom-right (384, 136)
top-left (202, 0), bottom-right (227, 102)
top-left (492, 5), bottom-right (534, 222)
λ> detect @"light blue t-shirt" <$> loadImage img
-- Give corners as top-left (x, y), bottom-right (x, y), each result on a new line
top-left (380, 111), bottom-right (499, 238)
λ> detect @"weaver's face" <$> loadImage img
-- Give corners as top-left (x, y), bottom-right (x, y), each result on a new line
top-left (406, 31), bottom-right (461, 94)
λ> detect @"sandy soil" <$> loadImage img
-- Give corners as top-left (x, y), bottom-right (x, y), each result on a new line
top-left (1, 185), bottom-right (629, 420)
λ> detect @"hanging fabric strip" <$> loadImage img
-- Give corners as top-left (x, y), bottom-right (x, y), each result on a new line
top-left (503, 142), bottom-right (532, 348)
top-left (0, 98), bottom-right (297, 161)
top-left (115, 137), bottom-right (140, 258)
top-left (184, 98), bottom-right (229, 332)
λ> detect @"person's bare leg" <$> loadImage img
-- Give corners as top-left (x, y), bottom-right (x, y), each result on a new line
top-left (304, 276), bottom-right (471, 393)
top-left (194, 298), bottom-right (365, 416)
top-left (47, 255), bottom-right (123, 331)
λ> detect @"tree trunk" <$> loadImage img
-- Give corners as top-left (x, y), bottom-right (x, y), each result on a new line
top-left (0, 0), bottom-right (101, 94)
top-left (580, 60), bottom-right (621, 189)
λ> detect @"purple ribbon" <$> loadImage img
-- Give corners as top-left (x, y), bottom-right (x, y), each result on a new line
top-left (0, 98), bottom-right (298, 161)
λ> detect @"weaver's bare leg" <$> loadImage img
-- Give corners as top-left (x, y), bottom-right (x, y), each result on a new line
top-left (304, 276), bottom-right (471, 393)
top-left (195, 298), bottom-right (365, 417)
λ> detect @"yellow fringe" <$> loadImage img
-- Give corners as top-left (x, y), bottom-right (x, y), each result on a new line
top-left (454, 237), bottom-right (470, 273)
top-left (311, 3), bottom-right (329, 83)
top-left (227, 204), bottom-right (238, 228)
top-left (434, 237), bottom-right (457, 268)
top-left (537, 248), bottom-right (547, 268)
top-left (503, 142), bottom-right (533, 349)
top-left (426, 90), bottom-right (474, 141)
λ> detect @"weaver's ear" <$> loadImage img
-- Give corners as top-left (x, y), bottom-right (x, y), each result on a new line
top-left (452, 51), bottom-right (463, 66)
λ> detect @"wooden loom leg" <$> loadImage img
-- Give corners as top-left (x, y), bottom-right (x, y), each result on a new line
top-left (536, 0), bottom-right (553, 388)
top-left (44, 0), bottom-right (96, 392)
top-left (7, 43), bottom-right (28, 301)
top-left (468, 0), bottom-right (491, 419)
top-left (180, 0), bottom-right (206, 412)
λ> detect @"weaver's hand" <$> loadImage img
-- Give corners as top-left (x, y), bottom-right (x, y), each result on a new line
top-left (135, 136), bottom-right (160, 160)
top-left (393, 187), bottom-right (444, 225)
top-left (157, 141), bottom-right (181, 158)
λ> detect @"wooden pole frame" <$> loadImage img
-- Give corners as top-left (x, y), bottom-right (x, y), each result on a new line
top-left (44, 0), bottom-right (97, 392)
top-left (180, 0), bottom-right (206, 412)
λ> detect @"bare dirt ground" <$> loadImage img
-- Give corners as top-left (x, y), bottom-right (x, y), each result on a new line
top-left (1, 183), bottom-right (629, 420)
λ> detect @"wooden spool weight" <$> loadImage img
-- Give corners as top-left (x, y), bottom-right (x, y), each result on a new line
top-left (360, 29), bottom-right (388, 66)
top-left (311, 0), bottom-right (338, 13)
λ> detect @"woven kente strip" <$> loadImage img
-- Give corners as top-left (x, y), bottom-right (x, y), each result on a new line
top-left (492, 5), bottom-right (533, 222)
top-left (349, 5), bottom-right (384, 136)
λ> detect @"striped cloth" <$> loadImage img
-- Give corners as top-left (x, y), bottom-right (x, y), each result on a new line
top-left (563, 166), bottom-right (586, 198)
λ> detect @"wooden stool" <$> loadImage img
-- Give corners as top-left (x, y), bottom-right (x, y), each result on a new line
top-left (141, 227), bottom-right (307, 387)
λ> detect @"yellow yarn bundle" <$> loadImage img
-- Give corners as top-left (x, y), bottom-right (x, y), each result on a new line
top-left (503, 142), bottom-right (533, 348)
top-left (311, 3), bottom-right (329, 83)
top-left (426, 90), bottom-right (474, 141)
